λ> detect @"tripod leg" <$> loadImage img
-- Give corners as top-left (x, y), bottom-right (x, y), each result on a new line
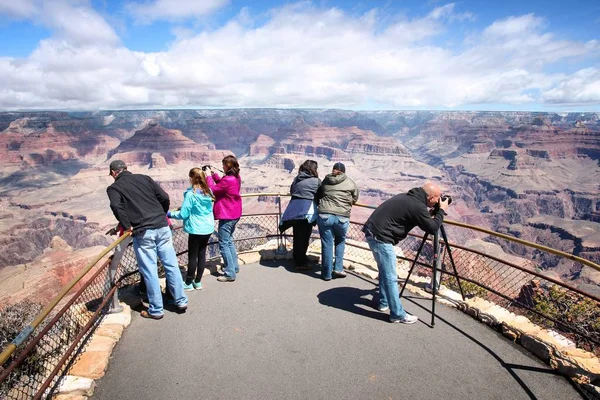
top-left (430, 230), bottom-right (441, 327)
top-left (399, 233), bottom-right (428, 298)
top-left (440, 225), bottom-right (465, 301)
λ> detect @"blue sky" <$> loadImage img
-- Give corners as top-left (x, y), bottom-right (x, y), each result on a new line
top-left (0, 0), bottom-right (598, 111)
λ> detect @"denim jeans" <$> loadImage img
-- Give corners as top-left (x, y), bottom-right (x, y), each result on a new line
top-left (133, 226), bottom-right (188, 316)
top-left (218, 219), bottom-right (240, 279)
top-left (317, 214), bottom-right (349, 280)
top-left (366, 236), bottom-right (407, 320)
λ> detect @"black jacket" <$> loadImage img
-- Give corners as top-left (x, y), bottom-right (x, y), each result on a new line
top-left (107, 171), bottom-right (170, 235)
top-left (364, 187), bottom-right (446, 245)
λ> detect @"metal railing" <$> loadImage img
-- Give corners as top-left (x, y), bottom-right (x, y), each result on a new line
top-left (1, 193), bottom-right (599, 399)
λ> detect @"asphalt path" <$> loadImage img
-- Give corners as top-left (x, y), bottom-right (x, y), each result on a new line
top-left (93, 260), bottom-right (582, 400)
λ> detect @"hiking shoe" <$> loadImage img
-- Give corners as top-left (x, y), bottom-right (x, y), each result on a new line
top-left (217, 276), bottom-right (235, 282)
top-left (177, 303), bottom-right (188, 312)
top-left (140, 310), bottom-right (163, 320)
top-left (183, 282), bottom-right (195, 292)
top-left (332, 271), bottom-right (347, 279)
top-left (378, 305), bottom-right (390, 312)
top-left (390, 314), bottom-right (418, 324)
top-left (193, 281), bottom-right (203, 290)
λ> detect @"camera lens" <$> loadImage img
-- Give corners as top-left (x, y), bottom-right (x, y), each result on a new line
top-left (441, 195), bottom-right (452, 205)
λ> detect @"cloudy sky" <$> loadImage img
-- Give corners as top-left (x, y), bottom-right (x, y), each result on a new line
top-left (0, 0), bottom-right (598, 111)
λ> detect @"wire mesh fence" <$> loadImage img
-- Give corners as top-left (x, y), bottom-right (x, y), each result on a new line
top-left (0, 259), bottom-right (114, 400)
top-left (1, 195), bottom-right (600, 399)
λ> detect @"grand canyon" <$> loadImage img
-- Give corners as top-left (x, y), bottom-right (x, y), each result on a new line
top-left (0, 109), bottom-right (599, 304)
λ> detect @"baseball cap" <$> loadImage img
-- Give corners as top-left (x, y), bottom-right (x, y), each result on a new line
top-left (108, 160), bottom-right (127, 175)
top-left (332, 162), bottom-right (346, 173)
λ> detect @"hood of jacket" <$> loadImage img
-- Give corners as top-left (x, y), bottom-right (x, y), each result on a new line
top-left (406, 187), bottom-right (427, 205)
top-left (295, 170), bottom-right (315, 182)
top-left (322, 172), bottom-right (347, 185)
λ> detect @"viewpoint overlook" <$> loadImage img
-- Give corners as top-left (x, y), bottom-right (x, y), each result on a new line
top-left (0, 109), bottom-right (599, 307)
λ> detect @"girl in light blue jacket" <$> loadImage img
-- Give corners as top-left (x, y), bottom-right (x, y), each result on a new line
top-left (168, 168), bottom-right (215, 291)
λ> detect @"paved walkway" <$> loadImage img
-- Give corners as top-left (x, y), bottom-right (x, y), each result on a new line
top-left (93, 260), bottom-right (582, 400)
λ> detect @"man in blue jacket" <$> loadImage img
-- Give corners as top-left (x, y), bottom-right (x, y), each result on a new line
top-left (107, 160), bottom-right (188, 320)
top-left (363, 182), bottom-right (449, 324)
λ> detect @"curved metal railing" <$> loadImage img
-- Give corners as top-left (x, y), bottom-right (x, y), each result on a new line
top-left (1, 192), bottom-right (599, 399)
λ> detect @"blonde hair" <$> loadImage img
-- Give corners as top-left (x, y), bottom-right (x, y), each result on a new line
top-left (189, 168), bottom-right (215, 201)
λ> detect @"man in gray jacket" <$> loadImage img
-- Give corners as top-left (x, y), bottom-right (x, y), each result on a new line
top-left (317, 162), bottom-right (359, 281)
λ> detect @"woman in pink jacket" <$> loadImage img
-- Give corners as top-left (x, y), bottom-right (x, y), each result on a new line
top-left (206, 155), bottom-right (242, 282)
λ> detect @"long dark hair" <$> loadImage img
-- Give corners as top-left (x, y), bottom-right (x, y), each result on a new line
top-left (222, 155), bottom-right (240, 178)
top-left (189, 168), bottom-right (215, 200)
top-left (298, 160), bottom-right (318, 178)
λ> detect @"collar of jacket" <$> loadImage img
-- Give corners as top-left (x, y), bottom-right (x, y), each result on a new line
top-left (114, 170), bottom-right (132, 181)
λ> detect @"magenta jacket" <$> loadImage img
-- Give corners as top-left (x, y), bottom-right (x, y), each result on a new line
top-left (207, 172), bottom-right (242, 220)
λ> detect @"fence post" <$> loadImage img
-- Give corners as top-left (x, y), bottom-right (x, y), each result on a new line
top-left (276, 194), bottom-right (287, 254)
top-left (108, 236), bottom-right (131, 313)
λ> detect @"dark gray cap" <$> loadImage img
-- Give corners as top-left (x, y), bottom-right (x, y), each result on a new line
top-left (332, 162), bottom-right (345, 173)
top-left (109, 160), bottom-right (127, 175)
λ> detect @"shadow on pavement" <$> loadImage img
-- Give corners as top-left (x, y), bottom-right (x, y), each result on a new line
top-left (317, 286), bottom-right (388, 322)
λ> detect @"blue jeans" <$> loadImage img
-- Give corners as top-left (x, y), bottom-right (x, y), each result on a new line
top-left (133, 226), bottom-right (188, 316)
top-left (317, 214), bottom-right (349, 280)
top-left (366, 236), bottom-right (407, 320)
top-left (218, 219), bottom-right (240, 279)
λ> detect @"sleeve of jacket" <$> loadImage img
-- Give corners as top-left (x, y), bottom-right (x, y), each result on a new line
top-left (316, 183), bottom-right (324, 201)
top-left (169, 191), bottom-right (192, 220)
top-left (151, 178), bottom-right (170, 212)
top-left (107, 186), bottom-right (131, 230)
top-left (210, 176), bottom-right (231, 198)
top-left (206, 173), bottom-right (223, 194)
top-left (416, 206), bottom-right (445, 235)
top-left (351, 181), bottom-right (359, 205)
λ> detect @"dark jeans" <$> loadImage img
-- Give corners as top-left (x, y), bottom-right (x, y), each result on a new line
top-left (186, 233), bottom-right (211, 284)
top-left (292, 220), bottom-right (312, 267)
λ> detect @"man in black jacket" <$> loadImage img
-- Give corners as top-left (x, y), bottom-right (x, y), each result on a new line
top-left (363, 182), bottom-right (449, 324)
top-left (107, 160), bottom-right (188, 320)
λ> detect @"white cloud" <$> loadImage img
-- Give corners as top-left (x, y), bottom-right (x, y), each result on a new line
top-left (41, 1), bottom-right (120, 46)
top-left (0, 3), bottom-right (599, 110)
top-left (543, 68), bottom-right (600, 104)
top-left (0, 0), bottom-right (38, 18)
top-left (126, 0), bottom-right (229, 24)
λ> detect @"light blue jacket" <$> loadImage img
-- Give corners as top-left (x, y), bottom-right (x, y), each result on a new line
top-left (169, 187), bottom-right (215, 235)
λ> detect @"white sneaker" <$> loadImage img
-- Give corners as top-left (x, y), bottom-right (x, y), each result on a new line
top-left (378, 305), bottom-right (390, 312)
top-left (390, 313), bottom-right (418, 324)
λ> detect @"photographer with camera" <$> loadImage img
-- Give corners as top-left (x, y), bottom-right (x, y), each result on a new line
top-left (362, 182), bottom-right (449, 324)
top-left (205, 155), bottom-right (242, 282)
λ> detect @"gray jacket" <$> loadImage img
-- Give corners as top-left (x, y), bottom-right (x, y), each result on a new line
top-left (290, 171), bottom-right (320, 200)
top-left (317, 173), bottom-right (359, 217)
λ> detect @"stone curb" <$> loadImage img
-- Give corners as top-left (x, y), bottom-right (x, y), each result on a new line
top-left (52, 304), bottom-right (131, 399)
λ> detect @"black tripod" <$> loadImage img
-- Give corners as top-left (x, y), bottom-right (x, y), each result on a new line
top-left (399, 224), bottom-right (465, 327)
